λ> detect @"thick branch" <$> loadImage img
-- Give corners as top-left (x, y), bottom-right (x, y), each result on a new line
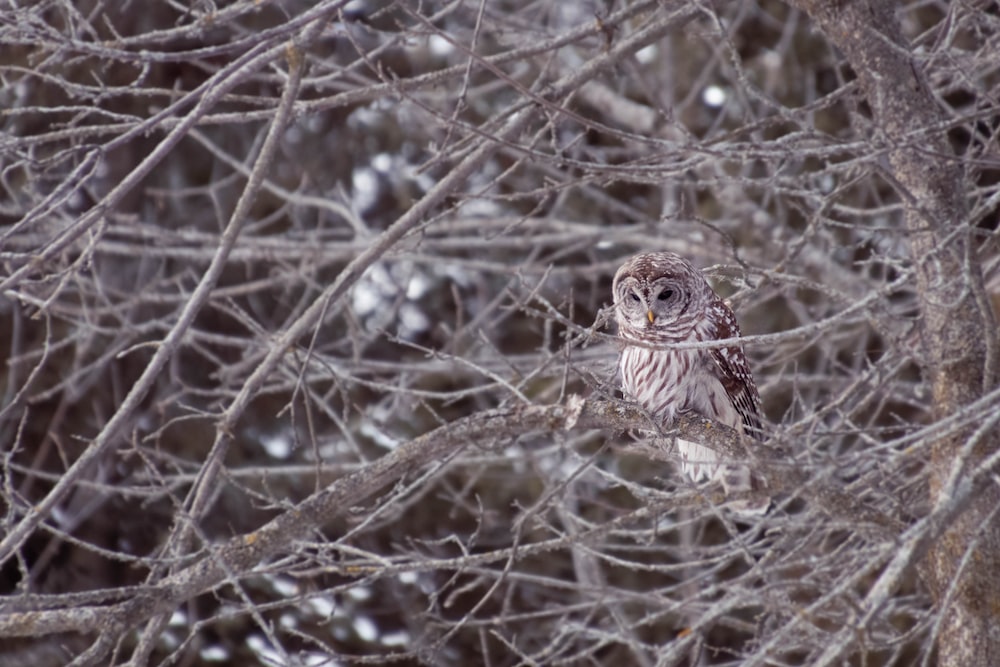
top-left (0, 396), bottom-right (903, 639)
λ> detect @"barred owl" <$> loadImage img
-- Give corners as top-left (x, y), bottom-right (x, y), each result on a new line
top-left (612, 252), bottom-right (767, 513)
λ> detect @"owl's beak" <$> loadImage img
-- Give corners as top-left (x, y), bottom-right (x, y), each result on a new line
top-left (646, 310), bottom-right (655, 324)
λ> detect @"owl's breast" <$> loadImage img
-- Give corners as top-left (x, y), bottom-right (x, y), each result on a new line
top-left (619, 345), bottom-right (692, 424)
top-left (619, 344), bottom-right (741, 432)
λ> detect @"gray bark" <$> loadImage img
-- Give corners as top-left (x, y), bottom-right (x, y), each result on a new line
top-left (785, 1), bottom-right (1000, 664)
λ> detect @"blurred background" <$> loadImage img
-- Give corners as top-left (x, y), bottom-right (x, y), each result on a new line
top-left (1, 0), bottom-right (998, 665)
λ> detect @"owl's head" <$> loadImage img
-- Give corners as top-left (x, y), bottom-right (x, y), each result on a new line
top-left (612, 252), bottom-right (712, 340)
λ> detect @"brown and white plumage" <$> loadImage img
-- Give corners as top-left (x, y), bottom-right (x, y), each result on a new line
top-left (612, 252), bottom-right (766, 511)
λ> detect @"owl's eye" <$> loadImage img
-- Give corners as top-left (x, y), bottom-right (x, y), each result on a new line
top-left (657, 289), bottom-right (674, 301)
top-left (629, 292), bottom-right (641, 303)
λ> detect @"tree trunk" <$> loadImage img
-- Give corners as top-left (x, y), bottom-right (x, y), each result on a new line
top-left (786, 1), bottom-right (1000, 664)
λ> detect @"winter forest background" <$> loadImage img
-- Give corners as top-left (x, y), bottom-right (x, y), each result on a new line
top-left (2, 1), bottom-right (1000, 665)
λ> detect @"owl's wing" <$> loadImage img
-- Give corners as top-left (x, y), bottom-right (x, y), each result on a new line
top-left (707, 301), bottom-right (764, 441)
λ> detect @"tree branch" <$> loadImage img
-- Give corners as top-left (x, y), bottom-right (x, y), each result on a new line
top-left (0, 395), bottom-right (905, 640)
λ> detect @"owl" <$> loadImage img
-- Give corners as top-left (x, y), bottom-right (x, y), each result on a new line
top-left (612, 252), bottom-right (767, 513)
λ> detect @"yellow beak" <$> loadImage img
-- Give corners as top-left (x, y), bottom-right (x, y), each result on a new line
top-left (646, 310), bottom-right (655, 324)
